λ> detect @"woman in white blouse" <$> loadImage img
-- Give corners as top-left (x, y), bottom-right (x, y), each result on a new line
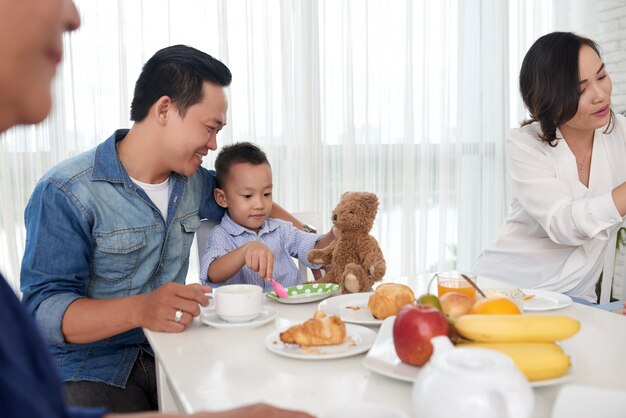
top-left (475, 32), bottom-right (626, 304)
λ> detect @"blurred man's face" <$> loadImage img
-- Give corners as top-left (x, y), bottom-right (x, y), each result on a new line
top-left (0, 0), bottom-right (80, 132)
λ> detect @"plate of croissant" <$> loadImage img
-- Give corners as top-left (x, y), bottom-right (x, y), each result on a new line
top-left (317, 284), bottom-right (415, 326)
top-left (265, 311), bottom-right (377, 360)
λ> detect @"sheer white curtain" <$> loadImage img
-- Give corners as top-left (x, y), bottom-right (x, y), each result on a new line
top-left (0, 0), bottom-right (598, 292)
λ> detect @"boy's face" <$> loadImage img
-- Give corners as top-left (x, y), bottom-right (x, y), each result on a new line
top-left (161, 81), bottom-right (228, 177)
top-left (214, 162), bottom-right (273, 232)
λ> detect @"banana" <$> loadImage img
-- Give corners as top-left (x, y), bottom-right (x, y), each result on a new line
top-left (454, 314), bottom-right (580, 343)
top-left (459, 343), bottom-right (571, 381)
top-left (457, 341), bottom-right (564, 353)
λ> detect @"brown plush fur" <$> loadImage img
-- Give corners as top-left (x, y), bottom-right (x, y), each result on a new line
top-left (307, 192), bottom-right (386, 293)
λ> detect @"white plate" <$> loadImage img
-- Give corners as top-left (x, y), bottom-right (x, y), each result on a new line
top-left (530, 372), bottom-right (574, 387)
top-left (266, 283), bottom-right (341, 304)
top-left (362, 316), bottom-right (573, 387)
top-left (317, 292), bottom-right (383, 326)
top-left (362, 316), bottom-right (423, 382)
top-left (321, 403), bottom-right (409, 418)
top-left (265, 323), bottom-right (377, 360)
top-left (521, 289), bottom-right (573, 311)
top-left (553, 384), bottom-right (626, 418)
top-left (200, 305), bottom-right (278, 330)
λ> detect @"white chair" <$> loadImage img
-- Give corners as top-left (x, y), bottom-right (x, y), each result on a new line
top-left (194, 211), bottom-right (324, 283)
top-left (600, 223), bottom-right (626, 304)
top-left (292, 211), bottom-right (324, 282)
top-left (195, 218), bottom-right (218, 279)
top-left (611, 227), bottom-right (626, 301)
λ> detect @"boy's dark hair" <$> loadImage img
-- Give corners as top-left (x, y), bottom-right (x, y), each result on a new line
top-left (215, 142), bottom-right (270, 188)
top-left (130, 45), bottom-right (232, 122)
top-left (519, 32), bottom-right (614, 146)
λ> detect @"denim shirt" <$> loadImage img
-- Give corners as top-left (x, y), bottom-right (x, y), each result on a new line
top-left (20, 129), bottom-right (224, 387)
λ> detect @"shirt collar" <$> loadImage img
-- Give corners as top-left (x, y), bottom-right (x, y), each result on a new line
top-left (91, 129), bottom-right (129, 183)
top-left (91, 129), bottom-right (186, 187)
top-left (221, 212), bottom-right (280, 237)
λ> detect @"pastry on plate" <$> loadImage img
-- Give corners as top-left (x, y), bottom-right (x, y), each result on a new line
top-left (367, 283), bottom-right (415, 319)
top-left (280, 311), bottom-right (346, 346)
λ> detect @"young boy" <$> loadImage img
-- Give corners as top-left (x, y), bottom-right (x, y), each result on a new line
top-left (200, 142), bottom-right (334, 291)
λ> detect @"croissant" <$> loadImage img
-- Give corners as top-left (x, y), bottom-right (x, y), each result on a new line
top-left (368, 283), bottom-right (415, 319)
top-left (279, 311), bottom-right (346, 346)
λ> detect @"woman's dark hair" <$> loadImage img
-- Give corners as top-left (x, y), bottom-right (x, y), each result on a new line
top-left (214, 142), bottom-right (270, 188)
top-left (519, 32), bottom-right (614, 146)
top-left (130, 45), bottom-right (232, 122)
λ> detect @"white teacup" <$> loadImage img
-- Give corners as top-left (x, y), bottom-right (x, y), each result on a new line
top-left (202, 284), bottom-right (262, 323)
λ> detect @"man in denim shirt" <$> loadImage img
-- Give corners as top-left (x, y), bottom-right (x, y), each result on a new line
top-left (20, 45), bottom-right (302, 412)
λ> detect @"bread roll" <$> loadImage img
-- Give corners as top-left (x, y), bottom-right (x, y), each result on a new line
top-left (368, 283), bottom-right (415, 319)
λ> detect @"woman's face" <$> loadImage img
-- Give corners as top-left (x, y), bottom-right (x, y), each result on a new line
top-left (561, 44), bottom-right (612, 134)
top-left (0, 0), bottom-right (80, 132)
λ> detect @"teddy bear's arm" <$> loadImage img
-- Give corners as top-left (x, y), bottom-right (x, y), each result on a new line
top-left (307, 241), bottom-right (336, 265)
top-left (360, 238), bottom-right (386, 282)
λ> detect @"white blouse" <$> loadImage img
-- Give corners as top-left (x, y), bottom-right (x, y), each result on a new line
top-left (475, 114), bottom-right (626, 302)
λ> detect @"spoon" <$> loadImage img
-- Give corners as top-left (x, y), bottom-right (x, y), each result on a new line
top-left (268, 278), bottom-right (288, 298)
top-left (461, 274), bottom-right (487, 298)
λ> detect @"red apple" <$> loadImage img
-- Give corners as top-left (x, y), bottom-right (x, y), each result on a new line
top-left (393, 304), bottom-right (449, 366)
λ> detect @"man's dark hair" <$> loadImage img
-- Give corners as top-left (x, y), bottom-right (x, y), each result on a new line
top-left (130, 44), bottom-right (232, 122)
top-left (215, 142), bottom-right (270, 188)
top-left (519, 32), bottom-right (614, 146)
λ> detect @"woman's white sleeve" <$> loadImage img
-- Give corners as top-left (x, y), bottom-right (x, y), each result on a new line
top-left (507, 133), bottom-right (622, 246)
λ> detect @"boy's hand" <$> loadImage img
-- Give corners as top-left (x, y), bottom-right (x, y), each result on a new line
top-left (244, 241), bottom-right (275, 279)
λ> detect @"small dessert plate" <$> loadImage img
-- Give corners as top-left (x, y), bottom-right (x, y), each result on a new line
top-left (266, 283), bottom-right (340, 304)
top-left (520, 289), bottom-right (572, 311)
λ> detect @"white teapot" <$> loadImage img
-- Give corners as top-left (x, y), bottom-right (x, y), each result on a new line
top-left (412, 336), bottom-right (534, 418)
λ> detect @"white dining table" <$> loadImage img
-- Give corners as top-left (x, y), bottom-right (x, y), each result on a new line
top-left (144, 275), bottom-right (626, 417)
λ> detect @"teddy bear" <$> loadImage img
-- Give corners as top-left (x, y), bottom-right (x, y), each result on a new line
top-left (307, 191), bottom-right (386, 293)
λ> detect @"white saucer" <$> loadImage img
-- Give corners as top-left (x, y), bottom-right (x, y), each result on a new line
top-left (201, 305), bottom-right (278, 330)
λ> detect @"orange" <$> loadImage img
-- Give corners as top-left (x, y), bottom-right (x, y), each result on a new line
top-left (470, 297), bottom-right (521, 315)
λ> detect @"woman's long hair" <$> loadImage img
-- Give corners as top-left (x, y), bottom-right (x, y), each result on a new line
top-left (519, 32), bottom-right (614, 146)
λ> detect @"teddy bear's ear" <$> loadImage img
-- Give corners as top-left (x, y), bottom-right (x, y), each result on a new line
top-left (361, 192), bottom-right (379, 206)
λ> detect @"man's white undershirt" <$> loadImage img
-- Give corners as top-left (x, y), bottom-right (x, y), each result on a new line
top-left (130, 176), bottom-right (170, 221)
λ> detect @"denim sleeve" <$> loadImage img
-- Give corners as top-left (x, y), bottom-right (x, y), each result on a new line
top-left (20, 179), bottom-right (93, 345)
top-left (285, 225), bottom-right (322, 269)
top-left (198, 168), bottom-right (226, 222)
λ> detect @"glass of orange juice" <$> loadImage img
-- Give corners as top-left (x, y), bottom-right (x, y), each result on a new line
top-left (436, 271), bottom-right (477, 301)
